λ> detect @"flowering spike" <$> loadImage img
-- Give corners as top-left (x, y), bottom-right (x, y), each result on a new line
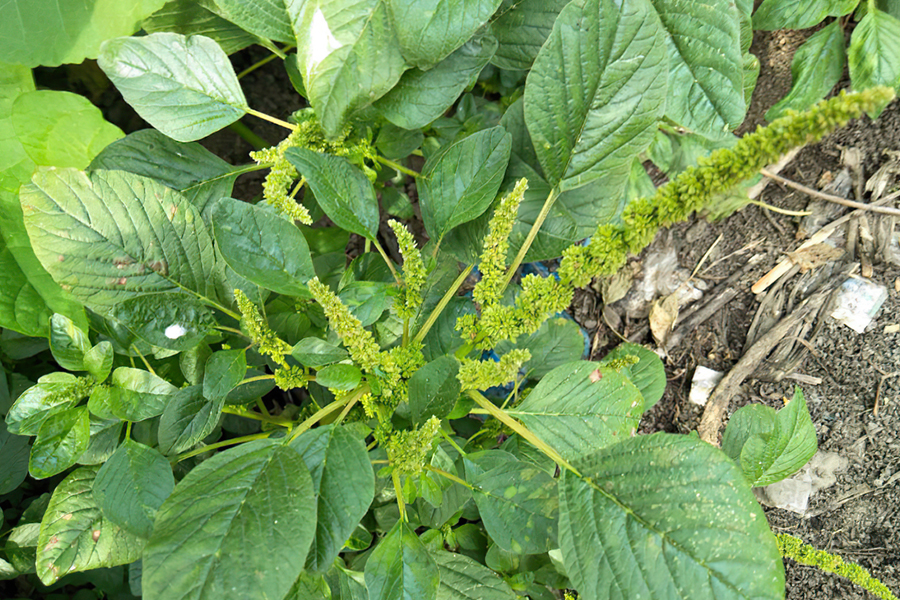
top-left (234, 289), bottom-right (291, 367)
top-left (458, 348), bottom-right (531, 391)
top-left (473, 178), bottom-right (528, 308)
top-left (388, 219), bottom-right (426, 319)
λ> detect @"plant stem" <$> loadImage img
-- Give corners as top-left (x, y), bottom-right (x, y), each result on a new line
top-left (334, 386), bottom-right (367, 425)
top-left (238, 45), bottom-right (295, 79)
top-left (439, 428), bottom-right (467, 457)
top-left (257, 39), bottom-right (288, 59)
top-left (221, 406), bottom-right (293, 427)
top-left (131, 345), bottom-right (156, 376)
top-left (243, 374), bottom-right (276, 384)
top-left (372, 239), bottom-right (402, 284)
top-left (425, 465), bottom-right (473, 489)
top-left (174, 431), bottom-right (274, 463)
top-left (375, 155), bottom-right (421, 178)
top-left (413, 264), bottom-right (474, 344)
top-left (228, 121), bottom-right (270, 150)
top-left (285, 386), bottom-right (368, 443)
top-left (501, 187), bottom-right (559, 291)
top-left (392, 471), bottom-right (407, 521)
top-left (466, 390), bottom-right (580, 476)
top-left (215, 325), bottom-right (248, 338)
top-left (245, 107), bottom-right (297, 131)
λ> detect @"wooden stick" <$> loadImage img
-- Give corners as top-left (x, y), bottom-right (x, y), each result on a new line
top-left (760, 168), bottom-right (900, 217)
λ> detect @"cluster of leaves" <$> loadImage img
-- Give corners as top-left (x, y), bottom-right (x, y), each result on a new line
top-left (0, 0), bottom-right (896, 599)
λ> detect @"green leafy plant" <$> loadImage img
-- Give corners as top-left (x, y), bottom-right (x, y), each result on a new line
top-left (0, 1), bottom-right (897, 599)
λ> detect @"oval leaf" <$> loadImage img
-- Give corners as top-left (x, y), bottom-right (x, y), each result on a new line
top-left (49, 313), bottom-right (91, 372)
top-left (108, 368), bottom-right (178, 422)
top-left (93, 439), bottom-right (176, 538)
top-left (849, 8), bottom-right (900, 93)
top-left (29, 407), bottom-right (90, 479)
top-left (203, 349), bottom-right (248, 400)
top-left (432, 551), bottom-right (517, 600)
top-left (291, 337), bottom-right (350, 368)
top-left (210, 0), bottom-right (294, 42)
top-left (0, 420), bottom-right (31, 494)
top-left (599, 341), bottom-right (666, 410)
top-left (98, 33), bottom-right (248, 142)
top-left (490, 0), bottom-right (569, 70)
top-left (559, 433), bottom-right (784, 599)
top-left (364, 520), bottom-right (439, 600)
top-left (6, 373), bottom-right (83, 436)
top-left (142, 440), bottom-right (316, 600)
top-left (408, 355), bottom-right (461, 426)
top-left (158, 385), bottom-right (224, 455)
top-left (112, 293), bottom-right (216, 352)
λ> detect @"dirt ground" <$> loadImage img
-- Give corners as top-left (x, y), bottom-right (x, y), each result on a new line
top-left (89, 33), bottom-right (900, 599)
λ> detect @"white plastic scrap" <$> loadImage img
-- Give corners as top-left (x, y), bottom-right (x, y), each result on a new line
top-left (688, 366), bottom-right (724, 406)
top-left (830, 277), bottom-right (888, 333)
top-left (164, 324), bottom-right (187, 340)
top-left (755, 450), bottom-right (848, 514)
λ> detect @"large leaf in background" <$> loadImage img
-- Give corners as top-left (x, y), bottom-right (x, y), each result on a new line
top-left (753, 0), bottom-right (857, 30)
top-left (431, 551), bottom-right (517, 600)
top-left (36, 467), bottom-right (144, 585)
top-left (0, 420), bottom-right (30, 495)
top-left (143, 440), bottom-right (316, 600)
top-left (490, 0), bottom-right (570, 71)
top-left (89, 129), bottom-right (240, 218)
top-left (158, 385), bottom-right (224, 455)
top-left (419, 127), bottom-right (511, 244)
top-left (28, 407), bottom-right (90, 479)
top-left (849, 8), bottom-right (900, 93)
top-left (364, 520), bottom-right (439, 600)
top-left (12, 91), bottom-right (124, 167)
top-left (143, 0), bottom-right (260, 55)
top-left (524, 0), bottom-right (667, 192)
top-left (212, 197), bottom-right (316, 296)
top-left (290, 0), bottom-right (407, 138)
top-left (464, 451), bottom-right (558, 554)
top-left (739, 387), bottom-right (817, 487)
top-left (508, 362), bottom-right (644, 461)
top-left (111, 293), bottom-right (216, 352)
top-left (99, 33), bottom-right (248, 142)
top-left (93, 439), bottom-right (175, 538)
top-left (766, 21), bottom-right (845, 120)
top-left (559, 434), bottom-right (784, 600)
top-left (289, 425), bottom-right (375, 571)
top-left (649, 0), bottom-right (746, 138)
top-left (408, 356), bottom-right (461, 426)
top-left (387, 0), bottom-right (501, 69)
top-left (0, 0), bottom-right (167, 67)
top-left (285, 148), bottom-right (381, 239)
top-left (207, 0), bottom-right (294, 42)
top-left (599, 341), bottom-right (666, 410)
top-left (0, 68), bottom-right (90, 337)
top-left (375, 34), bottom-right (498, 130)
top-left (499, 316), bottom-right (585, 380)
top-left (21, 168), bottom-right (219, 313)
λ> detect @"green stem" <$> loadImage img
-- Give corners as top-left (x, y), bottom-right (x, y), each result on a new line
top-left (413, 264), bottom-right (473, 344)
top-left (392, 471), bottom-right (407, 521)
top-left (256, 397), bottom-right (271, 417)
top-left (334, 386), bottom-right (367, 425)
top-left (243, 374), bottom-right (276, 384)
top-left (238, 45), bottom-right (294, 79)
top-left (256, 39), bottom-right (288, 59)
top-left (228, 121), bottom-right (270, 150)
top-left (376, 155), bottom-right (421, 178)
top-left (174, 431), bottom-right (274, 463)
top-left (285, 388), bottom-right (366, 443)
top-left (501, 188), bottom-right (559, 291)
top-left (466, 390), bottom-right (580, 476)
top-left (215, 325), bottom-right (248, 338)
top-left (221, 406), bottom-right (293, 427)
top-left (131, 345), bottom-right (156, 376)
top-left (372, 239), bottom-right (402, 285)
top-left (439, 428), bottom-right (467, 457)
top-left (245, 107), bottom-right (298, 131)
top-left (425, 465), bottom-right (473, 489)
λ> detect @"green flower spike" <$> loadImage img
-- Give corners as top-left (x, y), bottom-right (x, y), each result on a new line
top-left (234, 289), bottom-right (292, 368)
top-left (388, 219), bottom-right (426, 319)
top-left (458, 348), bottom-right (531, 391)
top-left (473, 178), bottom-right (528, 308)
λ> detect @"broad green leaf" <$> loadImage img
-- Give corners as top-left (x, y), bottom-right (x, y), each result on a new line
top-left (524, 0), bottom-right (667, 192)
top-left (93, 439), bottom-right (175, 538)
top-left (376, 123), bottom-right (425, 159)
top-left (337, 567), bottom-right (369, 600)
top-left (0, 0), bottom-right (168, 67)
top-left (5, 523), bottom-right (39, 574)
top-left (142, 440), bottom-right (316, 600)
top-left (203, 349), bottom-right (247, 400)
top-left (111, 293), bottom-right (216, 352)
top-left (340, 281), bottom-right (391, 326)
top-left (375, 34), bottom-right (499, 130)
top-left (158, 385), bottom-right (224, 455)
top-left (849, 8), bottom-right (900, 93)
top-left (289, 425), bottom-right (375, 571)
top-left (415, 444), bottom-right (472, 528)
top-left (212, 197), bottom-right (316, 296)
top-left (286, 571), bottom-right (332, 599)
top-left (0, 67), bottom-right (88, 337)
top-left (408, 356), bottom-right (461, 426)
top-left (387, 0), bottom-right (501, 69)
top-left (721, 403), bottom-right (777, 465)
top-left (285, 148), bottom-right (381, 239)
top-left (0, 420), bottom-right (29, 494)
top-left (364, 520), bottom-right (439, 600)
top-left (500, 317), bottom-right (585, 380)
top-left (753, 0), bottom-right (857, 30)
top-left (421, 296), bottom-right (473, 361)
top-left (766, 21), bottom-right (845, 121)
top-left (29, 407), bottom-right (90, 479)
top-left (649, 0), bottom-right (745, 138)
top-left (89, 129), bottom-right (239, 217)
top-left (36, 466), bottom-right (144, 585)
top-left (316, 364), bottom-right (363, 391)
top-left (108, 368), bottom-right (178, 422)
top-left (740, 387), bottom-right (817, 487)
top-left (291, 0), bottom-right (407, 137)
top-left (12, 90), bottom-right (124, 167)
top-left (78, 416), bottom-right (124, 465)
top-left (84, 342), bottom-right (114, 383)
top-left (50, 314), bottom-right (91, 372)
top-left (599, 342), bottom-right (666, 409)
top-left (143, 0), bottom-right (260, 55)
top-left (208, 0), bottom-right (294, 42)
top-left (432, 551), bottom-right (517, 600)
top-left (98, 33), bottom-right (248, 142)
top-left (292, 338), bottom-right (350, 367)
top-left (490, 0), bottom-right (569, 70)
top-left (21, 168), bottom-right (219, 313)
top-left (6, 373), bottom-right (84, 436)
top-left (464, 452), bottom-right (558, 554)
top-left (558, 433), bottom-right (784, 600)
top-left (419, 127), bottom-right (511, 243)
top-left (507, 362), bottom-right (644, 461)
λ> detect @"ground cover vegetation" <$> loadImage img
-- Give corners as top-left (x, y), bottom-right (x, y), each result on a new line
top-left (1, 0), bottom-right (899, 598)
